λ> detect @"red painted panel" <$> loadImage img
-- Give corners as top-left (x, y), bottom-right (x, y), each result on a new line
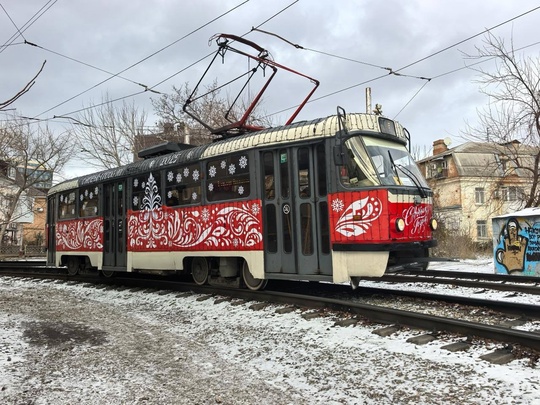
top-left (127, 200), bottom-right (263, 252)
top-left (56, 218), bottom-right (103, 251)
top-left (328, 190), bottom-right (432, 244)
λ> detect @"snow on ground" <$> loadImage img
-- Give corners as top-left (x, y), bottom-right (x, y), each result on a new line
top-left (0, 259), bottom-right (539, 404)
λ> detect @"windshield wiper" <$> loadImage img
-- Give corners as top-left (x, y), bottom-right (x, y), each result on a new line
top-left (387, 151), bottom-right (428, 198)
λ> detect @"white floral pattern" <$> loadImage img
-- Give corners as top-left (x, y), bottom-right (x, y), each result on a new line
top-left (335, 197), bottom-right (382, 237)
top-left (56, 218), bottom-right (103, 251)
top-left (128, 201), bottom-right (262, 250)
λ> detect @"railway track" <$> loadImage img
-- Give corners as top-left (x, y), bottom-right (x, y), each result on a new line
top-left (1, 268), bottom-right (539, 356)
top-left (368, 268), bottom-right (540, 295)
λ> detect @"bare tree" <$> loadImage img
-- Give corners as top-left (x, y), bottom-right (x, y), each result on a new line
top-left (151, 80), bottom-right (273, 144)
top-left (70, 95), bottom-right (148, 169)
top-left (0, 60), bottom-right (46, 111)
top-left (463, 33), bottom-right (540, 208)
top-left (0, 115), bottom-right (73, 245)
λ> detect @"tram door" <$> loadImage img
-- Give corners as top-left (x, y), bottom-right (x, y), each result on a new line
top-left (46, 196), bottom-right (56, 266)
top-left (103, 181), bottom-right (126, 270)
top-left (261, 144), bottom-right (331, 276)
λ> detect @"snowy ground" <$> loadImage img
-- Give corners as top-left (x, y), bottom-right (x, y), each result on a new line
top-left (1, 259), bottom-right (539, 404)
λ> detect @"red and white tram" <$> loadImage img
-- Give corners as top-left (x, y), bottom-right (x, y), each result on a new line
top-left (46, 109), bottom-right (437, 289)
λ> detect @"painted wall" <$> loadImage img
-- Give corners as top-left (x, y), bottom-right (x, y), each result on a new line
top-left (493, 215), bottom-right (540, 277)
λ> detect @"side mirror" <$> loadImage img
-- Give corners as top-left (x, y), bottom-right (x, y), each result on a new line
top-left (333, 145), bottom-right (344, 166)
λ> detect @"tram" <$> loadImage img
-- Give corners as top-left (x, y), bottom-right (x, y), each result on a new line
top-left (46, 109), bottom-right (437, 289)
top-left (46, 33), bottom-right (436, 289)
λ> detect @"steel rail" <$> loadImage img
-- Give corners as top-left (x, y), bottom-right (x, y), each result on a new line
top-left (391, 269), bottom-right (540, 283)
top-left (374, 274), bottom-right (540, 295)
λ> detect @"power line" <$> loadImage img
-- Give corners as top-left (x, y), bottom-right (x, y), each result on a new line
top-left (32, 0), bottom-right (251, 119)
top-left (265, 5), bottom-right (540, 120)
top-left (395, 5), bottom-right (540, 73)
top-left (0, 3), bottom-right (27, 42)
top-left (23, 40), bottom-right (157, 92)
top-left (38, 0), bottom-right (301, 122)
top-left (0, 0), bottom-right (58, 55)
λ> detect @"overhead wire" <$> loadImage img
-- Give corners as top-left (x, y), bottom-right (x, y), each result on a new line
top-left (42, 0), bottom-right (301, 124)
top-left (263, 4), bottom-right (540, 120)
top-left (32, 0), bottom-right (251, 119)
top-left (23, 40), bottom-right (158, 92)
top-left (0, 3), bottom-right (27, 42)
top-left (8, 2), bottom-right (540, 128)
top-left (150, 0), bottom-right (300, 90)
top-left (0, 0), bottom-right (58, 55)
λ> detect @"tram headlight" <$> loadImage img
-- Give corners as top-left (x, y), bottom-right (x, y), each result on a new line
top-left (392, 217), bottom-right (405, 232)
top-left (430, 218), bottom-right (438, 231)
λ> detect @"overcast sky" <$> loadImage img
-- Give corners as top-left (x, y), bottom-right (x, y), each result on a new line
top-left (1, 0), bottom-right (540, 178)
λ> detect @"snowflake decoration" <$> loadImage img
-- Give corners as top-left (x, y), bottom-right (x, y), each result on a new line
top-left (209, 165), bottom-right (217, 178)
top-left (251, 203), bottom-right (260, 216)
top-left (239, 155), bottom-right (248, 169)
top-left (332, 198), bottom-right (344, 212)
top-left (95, 187), bottom-right (99, 195)
top-left (191, 191), bottom-right (198, 201)
top-left (176, 173), bottom-right (182, 183)
top-left (183, 167), bottom-right (189, 177)
top-left (133, 196), bottom-right (139, 207)
top-left (201, 208), bottom-right (210, 222)
top-left (141, 182), bottom-right (145, 189)
top-left (238, 186), bottom-right (244, 195)
top-left (89, 192), bottom-right (93, 200)
top-left (193, 169), bottom-right (200, 181)
top-left (84, 189), bottom-right (89, 197)
top-left (233, 238), bottom-right (239, 248)
top-left (167, 171), bottom-right (174, 182)
top-left (167, 191), bottom-right (172, 199)
top-left (208, 183), bottom-right (214, 192)
top-left (80, 194), bottom-right (84, 201)
top-left (220, 160), bottom-right (226, 169)
top-left (133, 178), bottom-right (139, 188)
top-left (228, 164), bottom-right (236, 175)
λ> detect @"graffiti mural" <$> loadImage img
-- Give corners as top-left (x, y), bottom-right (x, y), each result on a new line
top-left (493, 215), bottom-right (540, 276)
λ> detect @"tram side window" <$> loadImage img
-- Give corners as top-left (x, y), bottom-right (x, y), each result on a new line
top-left (165, 164), bottom-right (202, 206)
top-left (207, 153), bottom-right (250, 202)
top-left (263, 152), bottom-right (275, 200)
top-left (79, 186), bottom-right (100, 217)
top-left (316, 144), bottom-right (327, 196)
top-left (297, 147), bottom-right (311, 198)
top-left (58, 191), bottom-right (77, 219)
top-left (131, 172), bottom-right (162, 211)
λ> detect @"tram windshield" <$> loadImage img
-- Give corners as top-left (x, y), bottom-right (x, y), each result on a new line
top-left (341, 135), bottom-right (428, 189)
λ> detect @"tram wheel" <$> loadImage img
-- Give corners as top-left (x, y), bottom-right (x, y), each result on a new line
top-left (67, 257), bottom-right (80, 276)
top-left (191, 257), bottom-right (209, 285)
top-left (101, 269), bottom-right (115, 278)
top-left (242, 261), bottom-right (267, 291)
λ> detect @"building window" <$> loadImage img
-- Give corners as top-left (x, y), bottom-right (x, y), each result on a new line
top-left (501, 186), bottom-right (522, 202)
top-left (475, 187), bottom-right (485, 204)
top-left (7, 166), bottom-right (16, 180)
top-left (477, 220), bottom-right (487, 239)
top-left (429, 160), bottom-right (448, 178)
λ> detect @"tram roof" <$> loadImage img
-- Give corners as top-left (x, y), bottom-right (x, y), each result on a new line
top-left (49, 113), bottom-right (402, 195)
